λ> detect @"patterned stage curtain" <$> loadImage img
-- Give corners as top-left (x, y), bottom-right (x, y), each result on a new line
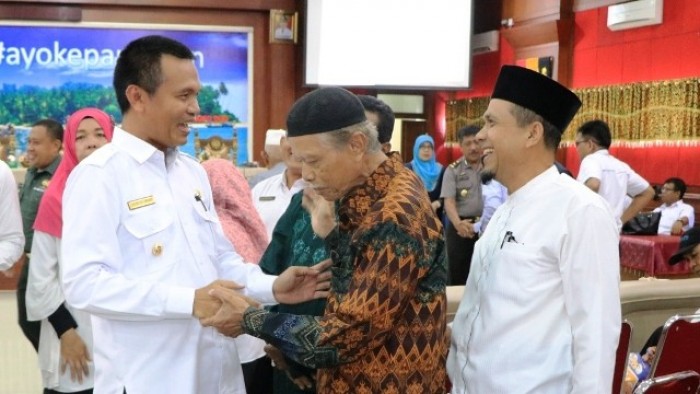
top-left (445, 77), bottom-right (700, 143)
top-left (444, 97), bottom-right (489, 142)
top-left (566, 77), bottom-right (700, 142)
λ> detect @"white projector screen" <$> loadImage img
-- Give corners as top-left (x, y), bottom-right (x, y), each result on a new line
top-left (305, 0), bottom-right (473, 89)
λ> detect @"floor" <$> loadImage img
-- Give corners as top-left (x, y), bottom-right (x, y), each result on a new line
top-left (0, 291), bottom-right (43, 394)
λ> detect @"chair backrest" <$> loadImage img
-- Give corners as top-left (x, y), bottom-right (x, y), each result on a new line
top-left (650, 313), bottom-right (700, 378)
top-left (612, 320), bottom-right (632, 394)
top-left (613, 320), bottom-right (633, 394)
top-left (633, 370), bottom-right (700, 394)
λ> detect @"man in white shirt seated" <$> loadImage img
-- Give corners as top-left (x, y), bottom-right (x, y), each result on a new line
top-left (654, 177), bottom-right (695, 235)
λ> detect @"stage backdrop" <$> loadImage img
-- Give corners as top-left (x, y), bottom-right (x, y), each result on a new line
top-left (0, 22), bottom-right (252, 163)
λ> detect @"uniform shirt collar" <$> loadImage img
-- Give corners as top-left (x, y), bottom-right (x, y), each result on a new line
top-left (111, 126), bottom-right (178, 165)
top-left (31, 154), bottom-right (62, 176)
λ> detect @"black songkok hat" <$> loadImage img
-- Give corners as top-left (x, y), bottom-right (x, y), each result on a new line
top-left (491, 65), bottom-right (582, 132)
top-left (287, 87), bottom-right (367, 137)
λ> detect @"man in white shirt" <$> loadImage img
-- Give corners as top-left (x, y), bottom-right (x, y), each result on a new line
top-left (252, 134), bottom-right (306, 239)
top-left (0, 160), bottom-right (24, 273)
top-left (447, 66), bottom-right (620, 393)
top-left (61, 35), bottom-right (330, 394)
top-left (476, 179), bottom-right (507, 235)
top-left (575, 119), bottom-right (655, 225)
top-left (654, 177), bottom-right (695, 235)
top-left (248, 129), bottom-right (286, 188)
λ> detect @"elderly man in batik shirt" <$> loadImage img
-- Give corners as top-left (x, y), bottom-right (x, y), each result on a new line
top-left (204, 87), bottom-right (448, 394)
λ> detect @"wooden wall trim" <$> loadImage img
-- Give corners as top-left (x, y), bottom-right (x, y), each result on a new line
top-left (0, 4), bottom-right (81, 21)
top-left (2, 0), bottom-right (297, 11)
top-left (573, 0), bottom-right (626, 12)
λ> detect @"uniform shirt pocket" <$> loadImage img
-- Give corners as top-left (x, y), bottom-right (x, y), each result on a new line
top-left (123, 207), bottom-right (175, 275)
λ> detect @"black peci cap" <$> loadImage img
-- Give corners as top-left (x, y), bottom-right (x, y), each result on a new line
top-left (491, 65), bottom-right (582, 132)
top-left (287, 87), bottom-right (367, 137)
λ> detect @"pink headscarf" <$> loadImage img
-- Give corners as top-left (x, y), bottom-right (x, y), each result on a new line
top-left (33, 108), bottom-right (114, 238)
top-left (202, 159), bottom-right (269, 263)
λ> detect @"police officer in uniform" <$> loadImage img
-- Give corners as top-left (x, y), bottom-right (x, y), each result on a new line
top-left (441, 125), bottom-right (483, 286)
top-left (17, 118), bottom-right (63, 351)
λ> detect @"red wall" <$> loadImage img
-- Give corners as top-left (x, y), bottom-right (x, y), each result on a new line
top-left (572, 0), bottom-right (700, 88)
top-left (434, 0), bottom-right (700, 179)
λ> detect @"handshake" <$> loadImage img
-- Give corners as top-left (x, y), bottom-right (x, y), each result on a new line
top-left (192, 259), bottom-right (332, 337)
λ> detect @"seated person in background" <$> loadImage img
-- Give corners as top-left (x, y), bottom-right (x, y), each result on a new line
top-left (653, 177), bottom-right (694, 235)
top-left (622, 227), bottom-right (700, 393)
top-left (406, 134), bottom-right (445, 219)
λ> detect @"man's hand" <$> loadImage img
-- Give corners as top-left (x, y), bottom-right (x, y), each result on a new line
top-left (193, 280), bottom-right (243, 319)
top-left (671, 220), bottom-right (684, 235)
top-left (273, 259), bottom-right (332, 304)
top-left (201, 288), bottom-right (261, 337)
top-left (456, 220), bottom-right (475, 239)
top-left (265, 344), bottom-right (315, 391)
top-left (265, 343), bottom-right (289, 370)
top-left (301, 188), bottom-right (337, 238)
top-left (60, 328), bottom-right (91, 384)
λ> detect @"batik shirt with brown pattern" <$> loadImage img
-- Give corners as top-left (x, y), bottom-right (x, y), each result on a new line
top-left (243, 153), bottom-right (448, 394)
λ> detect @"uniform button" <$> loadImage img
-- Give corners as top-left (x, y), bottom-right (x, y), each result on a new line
top-left (152, 243), bottom-right (163, 256)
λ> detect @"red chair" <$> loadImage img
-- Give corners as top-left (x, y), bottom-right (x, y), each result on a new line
top-left (613, 321), bottom-right (633, 394)
top-left (649, 314), bottom-right (700, 378)
top-left (633, 370), bottom-right (700, 393)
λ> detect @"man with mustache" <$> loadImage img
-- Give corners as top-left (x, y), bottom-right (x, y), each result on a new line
top-left (447, 66), bottom-right (621, 393)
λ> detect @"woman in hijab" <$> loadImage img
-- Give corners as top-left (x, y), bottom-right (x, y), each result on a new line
top-left (27, 108), bottom-right (114, 394)
top-left (202, 158), bottom-right (272, 394)
top-left (406, 134), bottom-right (445, 220)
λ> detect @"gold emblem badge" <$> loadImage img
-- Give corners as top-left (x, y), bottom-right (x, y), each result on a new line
top-left (460, 188), bottom-right (469, 198)
top-left (41, 179), bottom-right (50, 188)
top-left (151, 243), bottom-right (163, 256)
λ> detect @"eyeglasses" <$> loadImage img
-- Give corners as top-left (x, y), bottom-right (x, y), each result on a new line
top-left (660, 187), bottom-right (677, 193)
top-left (574, 139), bottom-right (588, 147)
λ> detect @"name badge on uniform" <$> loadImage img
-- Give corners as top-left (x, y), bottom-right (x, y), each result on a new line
top-left (259, 196), bottom-right (276, 201)
top-left (127, 195), bottom-right (156, 210)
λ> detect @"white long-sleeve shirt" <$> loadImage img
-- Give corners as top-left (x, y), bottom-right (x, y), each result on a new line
top-left (0, 160), bottom-right (24, 270)
top-left (61, 127), bottom-right (277, 394)
top-left (27, 231), bottom-right (93, 391)
top-left (447, 166), bottom-right (621, 394)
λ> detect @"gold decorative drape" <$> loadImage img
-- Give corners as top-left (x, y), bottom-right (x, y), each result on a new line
top-left (445, 77), bottom-right (700, 143)
top-left (444, 97), bottom-right (489, 142)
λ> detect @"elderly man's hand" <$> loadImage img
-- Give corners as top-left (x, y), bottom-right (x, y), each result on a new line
top-left (200, 288), bottom-right (261, 337)
top-left (193, 280), bottom-right (244, 319)
top-left (273, 259), bottom-right (332, 304)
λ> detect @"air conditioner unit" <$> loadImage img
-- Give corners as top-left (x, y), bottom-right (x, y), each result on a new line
top-left (472, 30), bottom-right (499, 54)
top-left (607, 0), bottom-right (663, 31)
